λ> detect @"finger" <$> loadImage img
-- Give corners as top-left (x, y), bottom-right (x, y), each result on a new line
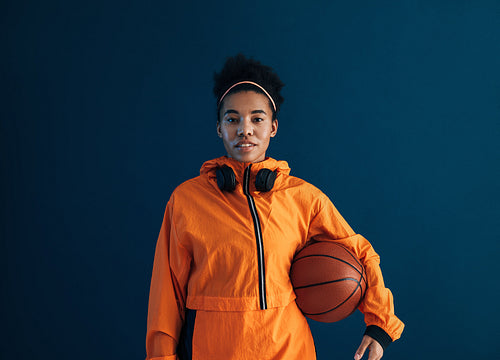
top-left (354, 337), bottom-right (370, 360)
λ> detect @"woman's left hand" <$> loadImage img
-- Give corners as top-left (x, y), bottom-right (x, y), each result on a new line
top-left (354, 335), bottom-right (383, 360)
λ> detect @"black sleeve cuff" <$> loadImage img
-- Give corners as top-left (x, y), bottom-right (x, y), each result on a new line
top-left (364, 325), bottom-right (393, 350)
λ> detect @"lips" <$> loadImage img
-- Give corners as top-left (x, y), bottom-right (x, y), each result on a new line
top-left (235, 141), bottom-right (256, 148)
top-left (234, 141), bottom-right (256, 153)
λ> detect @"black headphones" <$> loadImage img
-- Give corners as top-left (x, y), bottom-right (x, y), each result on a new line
top-left (216, 165), bottom-right (277, 192)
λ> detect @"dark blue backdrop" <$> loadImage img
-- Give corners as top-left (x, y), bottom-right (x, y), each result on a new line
top-left (2, 1), bottom-right (499, 359)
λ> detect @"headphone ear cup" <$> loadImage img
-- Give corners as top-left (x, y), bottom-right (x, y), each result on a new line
top-left (255, 169), bottom-right (277, 192)
top-left (216, 165), bottom-right (236, 192)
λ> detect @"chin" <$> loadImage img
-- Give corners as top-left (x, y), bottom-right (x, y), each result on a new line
top-left (230, 153), bottom-right (263, 163)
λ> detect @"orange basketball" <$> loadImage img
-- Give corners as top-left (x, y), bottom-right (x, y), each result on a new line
top-left (290, 241), bottom-right (367, 322)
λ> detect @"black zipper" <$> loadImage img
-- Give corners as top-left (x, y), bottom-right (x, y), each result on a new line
top-left (243, 164), bottom-right (267, 310)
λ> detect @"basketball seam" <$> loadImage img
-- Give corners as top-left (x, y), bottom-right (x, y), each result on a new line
top-left (338, 244), bottom-right (368, 286)
top-left (293, 243), bottom-right (365, 279)
top-left (294, 277), bottom-right (360, 290)
top-left (360, 265), bottom-right (367, 300)
top-left (301, 277), bottom-right (363, 316)
top-left (292, 254), bottom-right (363, 276)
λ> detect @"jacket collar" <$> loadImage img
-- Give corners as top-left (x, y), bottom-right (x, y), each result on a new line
top-left (200, 156), bottom-right (291, 191)
top-left (201, 156), bottom-right (290, 175)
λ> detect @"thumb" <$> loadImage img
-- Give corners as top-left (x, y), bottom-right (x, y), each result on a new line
top-left (354, 336), bottom-right (370, 360)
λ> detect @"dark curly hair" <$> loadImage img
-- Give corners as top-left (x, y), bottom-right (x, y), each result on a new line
top-left (213, 54), bottom-right (284, 122)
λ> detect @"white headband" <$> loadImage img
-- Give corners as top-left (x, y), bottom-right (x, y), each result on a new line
top-left (218, 81), bottom-right (277, 112)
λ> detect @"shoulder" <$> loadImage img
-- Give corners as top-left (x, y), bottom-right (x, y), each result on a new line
top-left (278, 173), bottom-right (330, 206)
top-left (281, 173), bottom-right (324, 194)
top-left (167, 175), bottom-right (212, 206)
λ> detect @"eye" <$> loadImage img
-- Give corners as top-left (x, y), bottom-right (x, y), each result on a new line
top-left (226, 117), bottom-right (238, 123)
top-left (253, 117), bottom-right (264, 122)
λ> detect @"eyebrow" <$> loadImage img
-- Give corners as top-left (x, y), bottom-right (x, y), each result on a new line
top-left (223, 109), bottom-right (267, 116)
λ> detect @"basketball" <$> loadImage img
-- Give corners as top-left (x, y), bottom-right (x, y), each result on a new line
top-left (290, 241), bottom-right (367, 322)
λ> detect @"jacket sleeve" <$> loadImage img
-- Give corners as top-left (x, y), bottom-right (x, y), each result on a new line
top-left (146, 199), bottom-right (192, 360)
top-left (307, 193), bottom-right (405, 345)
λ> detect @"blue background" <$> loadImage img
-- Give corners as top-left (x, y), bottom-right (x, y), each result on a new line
top-left (2, 1), bottom-right (499, 359)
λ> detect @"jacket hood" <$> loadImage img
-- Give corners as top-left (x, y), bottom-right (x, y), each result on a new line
top-left (200, 156), bottom-right (291, 176)
top-left (200, 156), bottom-right (291, 193)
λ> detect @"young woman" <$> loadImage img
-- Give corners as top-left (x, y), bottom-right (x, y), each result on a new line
top-left (145, 54), bottom-right (404, 360)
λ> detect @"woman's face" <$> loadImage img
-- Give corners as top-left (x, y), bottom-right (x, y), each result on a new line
top-left (217, 91), bottom-right (278, 163)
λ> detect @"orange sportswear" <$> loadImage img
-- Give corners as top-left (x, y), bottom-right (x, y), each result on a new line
top-left (146, 156), bottom-right (404, 360)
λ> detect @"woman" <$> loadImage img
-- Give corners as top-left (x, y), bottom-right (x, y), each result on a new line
top-left (145, 54), bottom-right (404, 360)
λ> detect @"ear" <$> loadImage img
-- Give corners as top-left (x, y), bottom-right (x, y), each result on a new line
top-left (217, 122), bottom-right (222, 138)
top-left (270, 119), bottom-right (278, 137)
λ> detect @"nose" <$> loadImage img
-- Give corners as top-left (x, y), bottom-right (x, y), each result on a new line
top-left (237, 119), bottom-right (253, 136)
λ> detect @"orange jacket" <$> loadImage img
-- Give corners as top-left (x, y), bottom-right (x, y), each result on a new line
top-left (146, 156), bottom-right (404, 359)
